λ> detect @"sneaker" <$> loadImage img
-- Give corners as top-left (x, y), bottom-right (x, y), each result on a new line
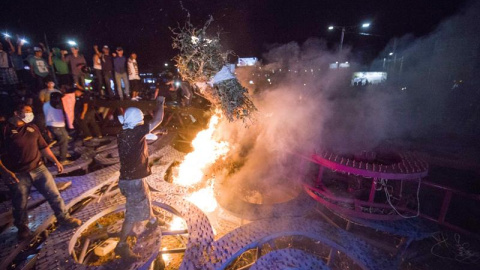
top-left (17, 224), bottom-right (32, 240)
top-left (60, 160), bottom-right (73, 166)
top-left (48, 140), bottom-right (57, 148)
top-left (114, 242), bottom-right (140, 261)
top-left (59, 217), bottom-right (82, 228)
top-left (83, 136), bottom-right (93, 141)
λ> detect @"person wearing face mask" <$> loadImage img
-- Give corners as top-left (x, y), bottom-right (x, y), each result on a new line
top-left (0, 104), bottom-right (82, 240)
top-left (114, 96), bottom-right (165, 260)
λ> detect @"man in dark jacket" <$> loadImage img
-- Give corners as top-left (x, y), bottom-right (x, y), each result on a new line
top-left (94, 45), bottom-right (115, 99)
top-left (0, 104), bottom-right (81, 240)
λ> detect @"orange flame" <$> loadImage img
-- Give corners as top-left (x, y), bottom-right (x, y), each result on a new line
top-left (173, 113), bottom-right (229, 213)
top-left (173, 114), bottom-right (229, 187)
top-left (186, 181), bottom-right (217, 213)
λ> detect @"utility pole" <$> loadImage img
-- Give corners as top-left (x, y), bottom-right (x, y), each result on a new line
top-left (44, 32), bottom-right (57, 84)
top-left (328, 23), bottom-right (370, 54)
top-left (339, 27), bottom-right (345, 53)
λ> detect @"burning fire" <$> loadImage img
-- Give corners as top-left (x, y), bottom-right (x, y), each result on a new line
top-left (169, 216), bottom-right (187, 230)
top-left (161, 247), bottom-right (171, 265)
top-left (173, 114), bottom-right (229, 187)
top-left (173, 113), bottom-right (229, 214)
top-left (186, 180), bottom-right (217, 213)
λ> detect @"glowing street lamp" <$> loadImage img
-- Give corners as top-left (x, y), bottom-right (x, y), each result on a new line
top-left (362, 23), bottom-right (371, 28)
top-left (67, 40), bottom-right (77, 46)
top-left (328, 22), bottom-right (372, 53)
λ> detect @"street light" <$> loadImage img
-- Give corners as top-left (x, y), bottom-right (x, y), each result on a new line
top-left (328, 22), bottom-right (371, 53)
top-left (67, 40), bottom-right (77, 46)
top-left (362, 23), bottom-right (371, 28)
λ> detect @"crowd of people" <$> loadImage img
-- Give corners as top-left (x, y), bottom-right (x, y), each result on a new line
top-left (0, 34), bottom-right (193, 154)
top-left (0, 36), bottom-right (143, 99)
top-left (0, 34), bottom-right (197, 247)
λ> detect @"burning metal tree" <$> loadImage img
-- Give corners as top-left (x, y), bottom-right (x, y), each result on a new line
top-left (171, 16), bottom-right (257, 123)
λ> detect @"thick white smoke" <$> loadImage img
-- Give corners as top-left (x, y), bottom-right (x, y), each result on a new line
top-left (212, 0), bottom-right (480, 203)
top-left (213, 38), bottom-right (399, 202)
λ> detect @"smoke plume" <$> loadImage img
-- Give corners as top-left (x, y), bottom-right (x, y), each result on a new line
top-left (212, 0), bottom-right (480, 208)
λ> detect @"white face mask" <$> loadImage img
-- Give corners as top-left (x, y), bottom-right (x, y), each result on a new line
top-left (22, 112), bottom-right (34, 124)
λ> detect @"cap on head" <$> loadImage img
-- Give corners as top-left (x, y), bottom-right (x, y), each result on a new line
top-left (34, 47), bottom-right (42, 52)
top-left (103, 45), bottom-right (109, 49)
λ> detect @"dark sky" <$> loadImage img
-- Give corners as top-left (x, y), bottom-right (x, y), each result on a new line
top-left (0, 0), bottom-right (469, 69)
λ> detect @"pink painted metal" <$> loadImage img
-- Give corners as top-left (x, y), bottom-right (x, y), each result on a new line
top-left (296, 150), bottom-right (428, 220)
top-left (299, 150), bottom-right (480, 236)
top-left (310, 151), bottom-right (429, 180)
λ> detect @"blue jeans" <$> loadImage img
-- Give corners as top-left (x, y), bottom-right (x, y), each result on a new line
top-left (8, 164), bottom-right (69, 228)
top-left (48, 126), bottom-right (68, 161)
top-left (114, 72), bottom-right (130, 99)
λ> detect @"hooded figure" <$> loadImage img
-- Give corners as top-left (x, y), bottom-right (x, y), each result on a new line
top-left (50, 91), bottom-right (64, 110)
top-left (49, 48), bottom-right (71, 87)
top-left (50, 48), bottom-right (69, 75)
top-left (118, 107), bottom-right (144, 130)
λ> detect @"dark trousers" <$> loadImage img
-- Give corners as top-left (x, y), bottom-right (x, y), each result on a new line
top-left (48, 126), bottom-right (68, 161)
top-left (7, 164), bottom-right (69, 228)
top-left (94, 69), bottom-right (105, 96)
top-left (103, 71), bottom-right (115, 98)
top-left (129, 79), bottom-right (142, 93)
top-left (77, 110), bottom-right (101, 138)
top-left (72, 74), bottom-right (86, 89)
top-left (56, 74), bottom-right (72, 88)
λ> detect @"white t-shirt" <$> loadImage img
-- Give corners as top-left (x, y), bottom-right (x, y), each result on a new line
top-left (93, 55), bottom-right (102, 70)
top-left (127, 58), bottom-right (140, 80)
top-left (43, 102), bottom-right (65, 127)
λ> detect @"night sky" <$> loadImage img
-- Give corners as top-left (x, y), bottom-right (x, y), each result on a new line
top-left (1, 0), bottom-right (469, 69)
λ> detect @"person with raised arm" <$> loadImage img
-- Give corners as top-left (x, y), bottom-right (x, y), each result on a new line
top-left (114, 96), bottom-right (165, 260)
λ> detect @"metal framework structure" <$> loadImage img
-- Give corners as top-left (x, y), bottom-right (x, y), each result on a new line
top-left (299, 150), bottom-right (480, 237)
top-left (300, 151), bottom-right (428, 220)
top-left (6, 136), bottom-right (465, 269)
